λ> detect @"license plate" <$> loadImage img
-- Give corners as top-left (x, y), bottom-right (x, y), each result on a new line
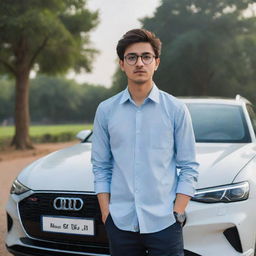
top-left (41, 216), bottom-right (95, 236)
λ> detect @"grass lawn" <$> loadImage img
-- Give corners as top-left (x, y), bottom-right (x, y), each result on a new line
top-left (0, 124), bottom-right (93, 145)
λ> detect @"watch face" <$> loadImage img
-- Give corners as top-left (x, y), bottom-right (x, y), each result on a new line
top-left (174, 212), bottom-right (186, 224)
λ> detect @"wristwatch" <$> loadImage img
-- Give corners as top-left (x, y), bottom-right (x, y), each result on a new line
top-left (173, 211), bottom-right (186, 226)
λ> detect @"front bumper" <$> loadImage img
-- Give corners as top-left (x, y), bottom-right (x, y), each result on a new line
top-left (5, 191), bottom-right (256, 256)
top-left (5, 191), bottom-right (110, 256)
top-left (7, 244), bottom-right (109, 256)
top-left (183, 199), bottom-right (256, 256)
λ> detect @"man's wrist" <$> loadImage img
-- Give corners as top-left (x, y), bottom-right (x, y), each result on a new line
top-left (173, 208), bottom-right (185, 214)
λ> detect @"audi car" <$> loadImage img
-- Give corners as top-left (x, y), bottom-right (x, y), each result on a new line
top-left (5, 95), bottom-right (256, 256)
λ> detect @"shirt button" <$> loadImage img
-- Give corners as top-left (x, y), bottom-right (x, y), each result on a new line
top-left (136, 130), bottom-right (140, 134)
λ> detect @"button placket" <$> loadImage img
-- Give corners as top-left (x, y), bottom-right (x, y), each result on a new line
top-left (134, 108), bottom-right (142, 195)
top-left (133, 106), bottom-right (143, 233)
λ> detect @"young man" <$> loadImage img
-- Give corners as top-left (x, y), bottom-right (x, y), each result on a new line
top-left (91, 29), bottom-right (199, 256)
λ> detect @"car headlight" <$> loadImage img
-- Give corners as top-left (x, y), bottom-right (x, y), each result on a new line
top-left (192, 181), bottom-right (249, 203)
top-left (10, 179), bottom-right (30, 195)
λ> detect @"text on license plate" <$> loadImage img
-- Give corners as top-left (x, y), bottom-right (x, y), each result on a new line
top-left (42, 216), bottom-right (94, 236)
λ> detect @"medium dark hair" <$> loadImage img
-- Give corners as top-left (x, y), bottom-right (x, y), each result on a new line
top-left (116, 29), bottom-right (162, 60)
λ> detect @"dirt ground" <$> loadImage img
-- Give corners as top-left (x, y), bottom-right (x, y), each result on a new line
top-left (0, 141), bottom-right (78, 256)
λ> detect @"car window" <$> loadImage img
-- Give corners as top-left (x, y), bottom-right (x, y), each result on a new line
top-left (246, 104), bottom-right (256, 135)
top-left (186, 103), bottom-right (251, 143)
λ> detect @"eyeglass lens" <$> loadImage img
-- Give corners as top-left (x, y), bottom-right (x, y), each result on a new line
top-left (125, 54), bottom-right (155, 65)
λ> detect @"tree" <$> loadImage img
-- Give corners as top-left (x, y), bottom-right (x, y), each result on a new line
top-left (141, 0), bottom-right (256, 96)
top-left (0, 0), bottom-right (99, 149)
top-left (78, 83), bottom-right (112, 122)
top-left (30, 76), bottom-right (82, 123)
top-left (111, 66), bottom-right (127, 95)
top-left (29, 75), bottom-right (112, 123)
top-left (111, 0), bottom-right (256, 100)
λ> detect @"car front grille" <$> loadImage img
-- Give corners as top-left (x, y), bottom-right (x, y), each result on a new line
top-left (18, 192), bottom-right (109, 247)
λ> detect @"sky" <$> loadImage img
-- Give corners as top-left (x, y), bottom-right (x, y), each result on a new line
top-left (68, 0), bottom-right (161, 87)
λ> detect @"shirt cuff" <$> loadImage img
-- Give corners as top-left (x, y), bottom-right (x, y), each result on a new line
top-left (94, 182), bottom-right (110, 194)
top-left (176, 181), bottom-right (195, 197)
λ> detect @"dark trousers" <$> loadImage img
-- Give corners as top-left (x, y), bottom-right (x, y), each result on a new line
top-left (104, 214), bottom-right (184, 256)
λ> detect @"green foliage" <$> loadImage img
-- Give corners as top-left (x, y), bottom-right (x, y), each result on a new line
top-left (0, 0), bottom-right (99, 75)
top-left (142, 0), bottom-right (256, 97)
top-left (0, 0), bottom-right (99, 148)
top-left (110, 67), bottom-right (127, 95)
top-left (111, 0), bottom-right (256, 103)
top-left (30, 76), bottom-right (82, 122)
top-left (0, 75), bottom-right (112, 124)
top-left (29, 75), bottom-right (112, 123)
top-left (78, 83), bottom-right (113, 121)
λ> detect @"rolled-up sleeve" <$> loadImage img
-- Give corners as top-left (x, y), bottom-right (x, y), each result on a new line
top-left (91, 103), bottom-right (113, 194)
top-left (174, 104), bottom-right (199, 197)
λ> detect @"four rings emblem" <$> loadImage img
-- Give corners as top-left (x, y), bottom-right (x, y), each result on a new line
top-left (53, 197), bottom-right (84, 211)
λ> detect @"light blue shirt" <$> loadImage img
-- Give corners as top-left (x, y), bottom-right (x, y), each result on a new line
top-left (91, 84), bottom-right (199, 234)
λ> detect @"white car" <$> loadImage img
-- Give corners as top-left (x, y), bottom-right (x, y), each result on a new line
top-left (5, 95), bottom-right (256, 256)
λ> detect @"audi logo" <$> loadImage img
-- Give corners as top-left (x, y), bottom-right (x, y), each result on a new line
top-left (53, 197), bottom-right (84, 211)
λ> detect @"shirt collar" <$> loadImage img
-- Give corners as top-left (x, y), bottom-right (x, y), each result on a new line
top-left (119, 84), bottom-right (160, 104)
top-left (119, 87), bottom-right (131, 104)
top-left (147, 84), bottom-right (160, 103)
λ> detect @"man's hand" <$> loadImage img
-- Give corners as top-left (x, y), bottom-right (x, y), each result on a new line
top-left (97, 193), bottom-right (110, 224)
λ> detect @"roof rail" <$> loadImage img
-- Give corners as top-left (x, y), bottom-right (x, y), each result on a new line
top-left (235, 94), bottom-right (251, 104)
top-left (235, 94), bottom-right (241, 101)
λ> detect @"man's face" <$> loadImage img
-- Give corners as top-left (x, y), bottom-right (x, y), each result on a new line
top-left (119, 42), bottom-right (160, 85)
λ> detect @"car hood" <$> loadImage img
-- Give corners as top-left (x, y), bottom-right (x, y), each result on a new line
top-left (18, 142), bottom-right (256, 191)
top-left (196, 143), bottom-right (256, 188)
top-left (18, 143), bottom-right (95, 192)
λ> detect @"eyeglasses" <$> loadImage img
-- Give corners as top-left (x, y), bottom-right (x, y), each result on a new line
top-left (124, 53), bottom-right (156, 65)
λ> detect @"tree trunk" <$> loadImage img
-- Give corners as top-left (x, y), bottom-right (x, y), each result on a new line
top-left (11, 68), bottom-right (34, 149)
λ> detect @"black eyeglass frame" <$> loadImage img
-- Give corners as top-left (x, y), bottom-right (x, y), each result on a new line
top-left (124, 53), bottom-right (157, 66)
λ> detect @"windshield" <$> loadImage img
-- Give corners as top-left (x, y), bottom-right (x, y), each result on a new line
top-left (186, 103), bottom-right (251, 143)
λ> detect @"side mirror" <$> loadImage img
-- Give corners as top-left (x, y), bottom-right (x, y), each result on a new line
top-left (76, 130), bottom-right (92, 141)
